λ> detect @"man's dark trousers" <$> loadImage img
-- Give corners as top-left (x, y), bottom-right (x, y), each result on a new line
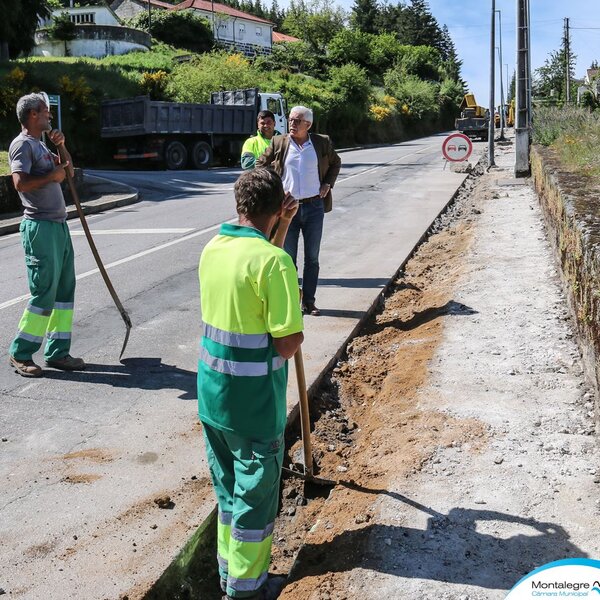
top-left (283, 198), bottom-right (324, 306)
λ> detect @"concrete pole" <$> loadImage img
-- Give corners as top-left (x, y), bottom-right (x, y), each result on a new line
top-left (496, 9), bottom-right (505, 140)
top-left (497, 48), bottom-right (506, 138)
top-left (565, 17), bottom-right (571, 104)
top-left (515, 0), bottom-right (530, 176)
top-left (526, 0), bottom-right (533, 126)
top-left (488, 0), bottom-right (496, 168)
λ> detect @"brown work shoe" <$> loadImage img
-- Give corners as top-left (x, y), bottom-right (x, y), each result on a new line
top-left (9, 355), bottom-right (43, 378)
top-left (45, 355), bottom-right (86, 371)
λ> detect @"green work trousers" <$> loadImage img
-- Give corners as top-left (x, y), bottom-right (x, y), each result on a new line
top-left (10, 219), bottom-right (75, 361)
top-left (202, 422), bottom-right (284, 599)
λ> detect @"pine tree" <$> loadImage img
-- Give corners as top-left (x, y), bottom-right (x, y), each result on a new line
top-left (400, 0), bottom-right (442, 49)
top-left (375, 2), bottom-right (405, 37)
top-left (350, 0), bottom-right (379, 35)
top-left (440, 24), bottom-right (462, 82)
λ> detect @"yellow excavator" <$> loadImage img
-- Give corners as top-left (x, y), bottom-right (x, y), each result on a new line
top-left (455, 93), bottom-right (489, 141)
top-left (506, 99), bottom-right (515, 127)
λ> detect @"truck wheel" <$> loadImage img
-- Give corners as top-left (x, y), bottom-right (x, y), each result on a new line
top-left (191, 141), bottom-right (213, 170)
top-left (165, 141), bottom-right (187, 170)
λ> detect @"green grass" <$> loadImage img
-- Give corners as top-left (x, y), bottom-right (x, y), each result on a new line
top-left (533, 106), bottom-right (600, 180)
top-left (0, 151), bottom-right (9, 176)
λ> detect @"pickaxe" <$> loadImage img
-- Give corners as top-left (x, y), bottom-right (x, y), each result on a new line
top-left (43, 94), bottom-right (132, 359)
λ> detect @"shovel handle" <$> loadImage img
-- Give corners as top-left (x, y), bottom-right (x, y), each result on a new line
top-left (294, 347), bottom-right (313, 477)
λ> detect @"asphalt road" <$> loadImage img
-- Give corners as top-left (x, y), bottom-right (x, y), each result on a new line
top-left (0, 134), bottom-right (484, 599)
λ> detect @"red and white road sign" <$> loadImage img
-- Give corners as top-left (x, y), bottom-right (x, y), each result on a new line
top-left (442, 133), bottom-right (473, 162)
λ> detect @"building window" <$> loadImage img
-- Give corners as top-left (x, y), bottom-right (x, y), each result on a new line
top-left (255, 26), bottom-right (262, 36)
top-left (69, 12), bottom-right (95, 24)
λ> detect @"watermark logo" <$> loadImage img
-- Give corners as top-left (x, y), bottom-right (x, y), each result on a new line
top-left (506, 559), bottom-right (600, 599)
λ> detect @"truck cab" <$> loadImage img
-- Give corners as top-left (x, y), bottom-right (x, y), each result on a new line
top-left (260, 93), bottom-right (287, 134)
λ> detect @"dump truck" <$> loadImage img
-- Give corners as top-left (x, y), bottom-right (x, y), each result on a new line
top-left (455, 93), bottom-right (489, 141)
top-left (100, 88), bottom-right (287, 170)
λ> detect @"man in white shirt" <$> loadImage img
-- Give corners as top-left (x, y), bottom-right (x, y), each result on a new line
top-left (257, 106), bottom-right (341, 315)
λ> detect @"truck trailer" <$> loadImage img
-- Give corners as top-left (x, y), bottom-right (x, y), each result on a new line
top-left (100, 88), bottom-right (287, 170)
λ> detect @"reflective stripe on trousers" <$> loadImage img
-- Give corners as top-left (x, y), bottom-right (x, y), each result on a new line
top-left (200, 346), bottom-right (286, 377)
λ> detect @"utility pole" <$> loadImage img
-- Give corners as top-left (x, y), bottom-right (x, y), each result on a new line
top-left (526, 0), bottom-right (532, 125)
top-left (148, 0), bottom-right (151, 34)
top-left (488, 0), bottom-right (496, 168)
top-left (515, 0), bottom-right (530, 176)
top-left (495, 9), bottom-right (505, 140)
top-left (564, 17), bottom-right (571, 103)
top-left (497, 47), bottom-right (505, 138)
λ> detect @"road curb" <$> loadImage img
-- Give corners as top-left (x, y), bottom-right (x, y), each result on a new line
top-left (0, 174), bottom-right (139, 237)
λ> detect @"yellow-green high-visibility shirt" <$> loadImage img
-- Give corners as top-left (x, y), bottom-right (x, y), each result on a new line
top-left (241, 130), bottom-right (278, 170)
top-left (198, 223), bottom-right (304, 440)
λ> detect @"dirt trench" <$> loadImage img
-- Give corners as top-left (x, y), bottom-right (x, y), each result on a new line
top-left (266, 162), bottom-right (490, 599)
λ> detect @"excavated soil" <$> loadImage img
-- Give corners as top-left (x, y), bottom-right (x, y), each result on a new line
top-left (269, 165), bottom-right (491, 598)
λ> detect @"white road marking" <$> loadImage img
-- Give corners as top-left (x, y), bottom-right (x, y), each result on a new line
top-left (0, 218), bottom-right (236, 311)
top-left (70, 228), bottom-right (194, 235)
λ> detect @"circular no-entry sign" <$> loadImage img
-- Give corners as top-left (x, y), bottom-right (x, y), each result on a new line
top-left (442, 133), bottom-right (473, 162)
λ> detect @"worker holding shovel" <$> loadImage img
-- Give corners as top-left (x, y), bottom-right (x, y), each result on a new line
top-left (8, 93), bottom-right (85, 377)
top-left (198, 168), bottom-right (304, 600)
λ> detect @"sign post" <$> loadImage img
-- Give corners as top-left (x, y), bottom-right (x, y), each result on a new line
top-left (46, 93), bottom-right (62, 131)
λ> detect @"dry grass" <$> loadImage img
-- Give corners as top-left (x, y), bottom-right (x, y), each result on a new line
top-left (533, 106), bottom-right (600, 180)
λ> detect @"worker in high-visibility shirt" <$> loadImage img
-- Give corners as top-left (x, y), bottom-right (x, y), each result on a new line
top-left (240, 110), bottom-right (279, 170)
top-left (198, 168), bottom-right (304, 600)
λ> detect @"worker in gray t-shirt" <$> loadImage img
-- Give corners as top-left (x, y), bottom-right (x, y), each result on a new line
top-left (8, 93), bottom-right (86, 378)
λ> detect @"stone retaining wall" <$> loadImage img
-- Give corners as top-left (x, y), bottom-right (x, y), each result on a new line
top-left (0, 169), bottom-right (84, 215)
top-left (531, 145), bottom-right (600, 414)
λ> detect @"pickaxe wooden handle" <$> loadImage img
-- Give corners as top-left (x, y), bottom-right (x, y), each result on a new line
top-left (56, 145), bottom-right (132, 360)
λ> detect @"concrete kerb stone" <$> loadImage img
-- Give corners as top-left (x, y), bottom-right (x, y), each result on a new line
top-left (143, 152), bottom-right (488, 599)
top-left (0, 173), bottom-right (139, 236)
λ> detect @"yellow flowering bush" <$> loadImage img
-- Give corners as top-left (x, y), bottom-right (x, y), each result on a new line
top-left (369, 104), bottom-right (391, 121)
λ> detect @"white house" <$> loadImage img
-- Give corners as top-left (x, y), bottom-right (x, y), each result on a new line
top-left (171, 0), bottom-right (274, 56)
top-left (33, 5), bottom-right (150, 58)
top-left (577, 67), bottom-right (599, 104)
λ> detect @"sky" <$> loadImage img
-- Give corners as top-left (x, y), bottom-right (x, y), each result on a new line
top-left (425, 0), bottom-right (600, 107)
top-left (279, 0), bottom-right (600, 109)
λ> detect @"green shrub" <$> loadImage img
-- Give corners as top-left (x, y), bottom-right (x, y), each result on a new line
top-left (266, 41), bottom-right (322, 76)
top-left (384, 70), bottom-right (439, 119)
top-left (369, 33), bottom-right (403, 77)
top-left (328, 30), bottom-right (372, 70)
top-left (48, 13), bottom-right (77, 41)
top-left (168, 52), bottom-right (258, 102)
top-left (397, 45), bottom-right (443, 82)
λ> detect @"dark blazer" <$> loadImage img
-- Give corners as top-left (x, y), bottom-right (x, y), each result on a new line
top-left (256, 133), bottom-right (342, 213)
